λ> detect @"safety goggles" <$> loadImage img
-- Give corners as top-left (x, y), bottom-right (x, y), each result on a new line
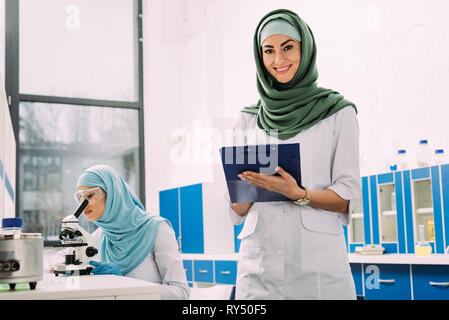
top-left (74, 187), bottom-right (105, 204)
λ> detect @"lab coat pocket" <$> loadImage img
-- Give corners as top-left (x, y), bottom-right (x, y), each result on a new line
top-left (299, 207), bottom-right (349, 273)
top-left (300, 207), bottom-right (343, 236)
top-left (237, 210), bottom-right (258, 239)
top-left (236, 210), bottom-right (261, 276)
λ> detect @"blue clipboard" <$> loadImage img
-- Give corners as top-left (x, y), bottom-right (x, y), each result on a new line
top-left (220, 143), bottom-right (301, 203)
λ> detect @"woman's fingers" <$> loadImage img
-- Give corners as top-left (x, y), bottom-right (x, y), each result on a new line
top-left (275, 166), bottom-right (295, 183)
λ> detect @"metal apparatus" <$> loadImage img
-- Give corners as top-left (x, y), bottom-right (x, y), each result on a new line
top-left (53, 199), bottom-right (99, 276)
top-left (0, 232), bottom-right (43, 290)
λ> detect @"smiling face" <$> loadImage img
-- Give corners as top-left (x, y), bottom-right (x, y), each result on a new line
top-left (261, 34), bottom-right (301, 83)
top-left (76, 186), bottom-right (106, 221)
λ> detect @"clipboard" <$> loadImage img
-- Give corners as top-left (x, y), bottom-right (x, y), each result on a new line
top-left (220, 143), bottom-right (301, 203)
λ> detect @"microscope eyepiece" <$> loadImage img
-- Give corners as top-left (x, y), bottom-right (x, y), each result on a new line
top-left (74, 199), bottom-right (89, 219)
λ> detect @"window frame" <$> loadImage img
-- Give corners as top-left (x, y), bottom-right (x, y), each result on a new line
top-left (5, 0), bottom-right (145, 246)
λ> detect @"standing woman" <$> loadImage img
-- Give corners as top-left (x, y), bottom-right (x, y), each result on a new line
top-left (53, 165), bottom-right (190, 300)
top-left (228, 9), bottom-right (361, 299)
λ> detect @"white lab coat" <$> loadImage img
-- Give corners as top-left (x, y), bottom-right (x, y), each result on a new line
top-left (228, 106), bottom-right (361, 300)
top-left (52, 221), bottom-right (190, 300)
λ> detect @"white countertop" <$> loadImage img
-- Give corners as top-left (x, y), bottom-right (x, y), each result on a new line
top-left (182, 253), bottom-right (239, 261)
top-left (0, 272), bottom-right (161, 300)
top-left (348, 253), bottom-right (449, 265)
top-left (182, 253), bottom-right (449, 265)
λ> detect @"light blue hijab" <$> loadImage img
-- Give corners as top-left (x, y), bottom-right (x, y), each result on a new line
top-left (77, 164), bottom-right (170, 275)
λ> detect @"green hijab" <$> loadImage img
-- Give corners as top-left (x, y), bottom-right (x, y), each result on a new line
top-left (242, 9), bottom-right (357, 140)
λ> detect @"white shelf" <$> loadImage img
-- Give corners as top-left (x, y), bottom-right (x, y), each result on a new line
top-left (382, 210), bottom-right (397, 216)
top-left (351, 213), bottom-right (363, 219)
top-left (182, 253), bottom-right (239, 261)
top-left (416, 207), bottom-right (433, 214)
top-left (348, 253), bottom-right (449, 265)
top-left (183, 253), bottom-right (449, 266)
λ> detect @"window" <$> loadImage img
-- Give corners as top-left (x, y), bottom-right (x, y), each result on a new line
top-left (19, 0), bottom-right (138, 101)
top-left (5, 0), bottom-right (144, 244)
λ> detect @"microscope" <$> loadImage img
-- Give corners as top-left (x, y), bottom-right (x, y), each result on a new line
top-left (53, 199), bottom-right (99, 276)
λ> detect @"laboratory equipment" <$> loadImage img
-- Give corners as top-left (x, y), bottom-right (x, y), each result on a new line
top-left (53, 199), bottom-right (99, 276)
top-left (354, 244), bottom-right (385, 255)
top-left (434, 149), bottom-right (445, 165)
top-left (397, 149), bottom-right (408, 170)
top-left (0, 218), bottom-right (43, 290)
top-left (415, 224), bottom-right (432, 256)
top-left (416, 140), bottom-right (431, 167)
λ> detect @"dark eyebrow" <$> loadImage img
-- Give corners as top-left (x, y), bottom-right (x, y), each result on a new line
top-left (262, 39), bottom-right (295, 49)
top-left (281, 39), bottom-right (294, 46)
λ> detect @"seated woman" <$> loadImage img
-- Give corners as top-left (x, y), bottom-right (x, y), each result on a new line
top-left (52, 164), bottom-right (189, 300)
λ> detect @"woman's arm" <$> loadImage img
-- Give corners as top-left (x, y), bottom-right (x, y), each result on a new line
top-left (153, 221), bottom-right (190, 300)
top-left (240, 167), bottom-right (349, 213)
top-left (240, 107), bottom-right (361, 217)
top-left (288, 184), bottom-right (349, 213)
top-left (230, 202), bottom-right (254, 217)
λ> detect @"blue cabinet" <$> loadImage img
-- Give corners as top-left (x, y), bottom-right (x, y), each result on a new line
top-left (364, 264), bottom-right (411, 300)
top-left (369, 172), bottom-right (406, 253)
top-left (350, 263), bottom-right (363, 297)
top-left (183, 260), bottom-right (193, 282)
top-left (347, 176), bottom-right (371, 252)
top-left (412, 265), bottom-right (449, 300)
top-left (194, 260), bottom-right (214, 283)
top-left (215, 260), bottom-right (237, 285)
top-left (180, 184), bottom-right (204, 253)
top-left (159, 188), bottom-right (180, 241)
top-left (159, 183), bottom-right (204, 253)
top-left (233, 223), bottom-right (244, 253)
top-left (355, 164), bottom-right (449, 256)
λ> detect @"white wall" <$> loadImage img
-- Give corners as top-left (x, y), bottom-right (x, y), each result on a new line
top-left (143, 0), bottom-right (449, 250)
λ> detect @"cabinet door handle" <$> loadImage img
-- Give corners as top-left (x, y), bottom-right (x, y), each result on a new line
top-left (199, 269), bottom-right (208, 274)
top-left (429, 281), bottom-right (449, 287)
top-left (220, 270), bottom-right (231, 275)
top-left (378, 279), bottom-right (396, 284)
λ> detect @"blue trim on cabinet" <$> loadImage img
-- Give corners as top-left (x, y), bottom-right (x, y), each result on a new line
top-left (362, 176), bottom-right (371, 244)
top-left (403, 170), bottom-right (415, 253)
top-left (411, 167), bottom-right (430, 180)
top-left (395, 171), bottom-right (407, 253)
top-left (378, 172), bottom-right (394, 185)
top-left (431, 166), bottom-right (445, 253)
top-left (382, 242), bottom-right (398, 253)
top-left (441, 164), bottom-right (449, 251)
top-left (349, 243), bottom-right (364, 253)
top-left (369, 175), bottom-right (380, 244)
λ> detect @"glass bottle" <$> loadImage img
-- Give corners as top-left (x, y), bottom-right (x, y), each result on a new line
top-left (391, 190), bottom-right (396, 211)
top-left (397, 149), bottom-right (408, 170)
top-left (415, 224), bottom-right (432, 256)
top-left (1, 218), bottom-right (23, 239)
top-left (434, 149), bottom-right (445, 165)
top-left (416, 140), bottom-right (431, 168)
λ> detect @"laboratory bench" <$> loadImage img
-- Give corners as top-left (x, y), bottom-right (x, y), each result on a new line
top-left (0, 272), bottom-right (161, 300)
top-left (182, 253), bottom-right (449, 300)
